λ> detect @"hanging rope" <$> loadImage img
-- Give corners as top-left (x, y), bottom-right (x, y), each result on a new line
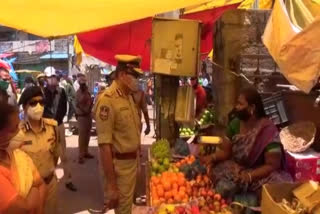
top-left (209, 60), bottom-right (253, 85)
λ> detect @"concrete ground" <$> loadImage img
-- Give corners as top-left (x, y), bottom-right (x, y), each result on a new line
top-left (56, 107), bottom-right (155, 214)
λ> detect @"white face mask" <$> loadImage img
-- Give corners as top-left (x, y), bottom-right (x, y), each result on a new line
top-left (27, 103), bottom-right (44, 121)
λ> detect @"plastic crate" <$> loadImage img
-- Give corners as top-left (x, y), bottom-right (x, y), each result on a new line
top-left (263, 92), bottom-right (289, 126)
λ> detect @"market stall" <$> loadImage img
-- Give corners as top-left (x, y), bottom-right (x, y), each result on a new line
top-left (141, 0), bottom-right (320, 213)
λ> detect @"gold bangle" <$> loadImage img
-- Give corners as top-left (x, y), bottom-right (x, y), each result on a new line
top-left (247, 172), bottom-right (252, 183)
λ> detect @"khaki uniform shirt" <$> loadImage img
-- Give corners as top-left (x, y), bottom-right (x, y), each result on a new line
top-left (10, 118), bottom-right (58, 178)
top-left (95, 81), bottom-right (141, 153)
top-left (75, 89), bottom-right (93, 116)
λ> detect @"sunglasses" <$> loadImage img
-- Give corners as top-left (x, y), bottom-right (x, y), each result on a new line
top-left (28, 99), bottom-right (44, 107)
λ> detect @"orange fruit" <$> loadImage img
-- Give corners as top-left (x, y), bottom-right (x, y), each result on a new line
top-left (171, 175), bottom-right (178, 183)
top-left (172, 189), bottom-right (178, 197)
top-left (172, 182), bottom-right (179, 190)
top-left (162, 171), bottom-right (169, 178)
top-left (152, 189), bottom-right (158, 197)
top-left (182, 197), bottom-right (188, 203)
top-left (151, 193), bottom-right (159, 200)
top-left (156, 184), bottom-right (163, 190)
top-left (152, 177), bottom-right (160, 185)
top-left (163, 181), bottom-right (171, 191)
top-left (168, 198), bottom-right (174, 204)
top-left (159, 197), bottom-right (165, 204)
top-left (176, 162), bottom-right (181, 168)
top-left (151, 176), bottom-right (157, 183)
top-left (186, 186), bottom-right (192, 195)
top-left (153, 199), bottom-right (160, 206)
top-left (164, 191), bottom-right (172, 200)
top-left (179, 186), bottom-right (186, 193)
top-left (178, 190), bottom-right (186, 199)
top-left (157, 186), bottom-right (164, 197)
top-left (177, 177), bottom-right (185, 186)
top-left (178, 172), bottom-right (185, 178)
top-left (187, 160), bottom-right (193, 165)
top-left (174, 194), bottom-right (182, 202)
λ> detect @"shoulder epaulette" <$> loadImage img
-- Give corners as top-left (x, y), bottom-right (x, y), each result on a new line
top-left (42, 118), bottom-right (58, 127)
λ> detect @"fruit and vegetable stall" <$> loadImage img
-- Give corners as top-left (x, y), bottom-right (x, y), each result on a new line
top-left (146, 137), bottom-right (233, 214)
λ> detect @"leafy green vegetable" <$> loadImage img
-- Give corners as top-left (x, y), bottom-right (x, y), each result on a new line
top-left (151, 138), bottom-right (171, 160)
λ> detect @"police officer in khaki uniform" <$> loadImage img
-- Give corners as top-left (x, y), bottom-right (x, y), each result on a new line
top-left (95, 55), bottom-right (142, 214)
top-left (75, 75), bottom-right (93, 164)
top-left (10, 86), bottom-right (59, 214)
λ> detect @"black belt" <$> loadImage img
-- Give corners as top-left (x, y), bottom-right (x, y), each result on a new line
top-left (76, 113), bottom-right (91, 117)
top-left (114, 151), bottom-right (137, 160)
top-left (43, 172), bottom-right (55, 185)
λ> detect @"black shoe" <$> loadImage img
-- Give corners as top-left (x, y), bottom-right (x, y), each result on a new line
top-left (78, 157), bottom-right (85, 164)
top-left (84, 153), bottom-right (94, 159)
top-left (65, 182), bottom-right (77, 192)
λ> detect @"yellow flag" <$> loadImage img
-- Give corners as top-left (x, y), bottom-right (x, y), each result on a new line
top-left (74, 36), bottom-right (83, 65)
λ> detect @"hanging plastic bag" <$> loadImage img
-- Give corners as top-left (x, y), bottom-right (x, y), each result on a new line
top-left (263, 0), bottom-right (320, 93)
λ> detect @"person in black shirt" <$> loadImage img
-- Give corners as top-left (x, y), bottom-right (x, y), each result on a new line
top-left (43, 66), bottom-right (77, 192)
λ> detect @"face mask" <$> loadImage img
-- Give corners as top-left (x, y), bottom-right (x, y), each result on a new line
top-left (235, 108), bottom-right (251, 121)
top-left (80, 83), bottom-right (87, 91)
top-left (126, 75), bottom-right (139, 92)
top-left (27, 103), bottom-right (44, 121)
top-left (0, 79), bottom-right (9, 91)
top-left (47, 78), bottom-right (58, 86)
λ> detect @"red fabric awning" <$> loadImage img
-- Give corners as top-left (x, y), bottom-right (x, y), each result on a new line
top-left (183, 4), bottom-right (239, 59)
top-left (77, 4), bottom-right (239, 70)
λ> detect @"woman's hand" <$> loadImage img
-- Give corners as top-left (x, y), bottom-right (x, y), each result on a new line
top-left (200, 154), bottom-right (215, 166)
top-left (238, 171), bottom-right (252, 184)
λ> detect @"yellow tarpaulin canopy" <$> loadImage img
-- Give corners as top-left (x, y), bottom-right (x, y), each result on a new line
top-left (0, 0), bottom-right (208, 38)
top-left (185, 0), bottom-right (274, 14)
top-left (185, 0), bottom-right (243, 13)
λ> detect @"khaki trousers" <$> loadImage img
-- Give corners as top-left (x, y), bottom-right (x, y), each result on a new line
top-left (103, 159), bottom-right (137, 214)
top-left (57, 124), bottom-right (72, 182)
top-left (44, 176), bottom-right (58, 214)
top-left (98, 153), bottom-right (108, 204)
top-left (114, 159), bottom-right (137, 214)
top-left (77, 116), bottom-right (92, 157)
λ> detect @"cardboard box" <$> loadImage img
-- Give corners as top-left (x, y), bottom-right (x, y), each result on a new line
top-left (261, 183), bottom-right (300, 214)
top-left (285, 149), bottom-right (320, 182)
top-left (293, 181), bottom-right (320, 210)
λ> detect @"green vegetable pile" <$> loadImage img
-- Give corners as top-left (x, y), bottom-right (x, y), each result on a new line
top-left (151, 138), bottom-right (171, 160)
top-left (179, 159), bottom-right (207, 180)
top-left (151, 158), bottom-right (179, 176)
top-left (198, 108), bottom-right (216, 126)
top-left (179, 127), bottom-right (195, 137)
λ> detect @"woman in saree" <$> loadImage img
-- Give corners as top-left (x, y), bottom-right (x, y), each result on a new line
top-left (0, 102), bottom-right (46, 214)
top-left (201, 87), bottom-right (292, 200)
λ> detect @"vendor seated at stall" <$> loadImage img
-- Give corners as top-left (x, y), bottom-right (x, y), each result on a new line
top-left (201, 87), bottom-right (292, 199)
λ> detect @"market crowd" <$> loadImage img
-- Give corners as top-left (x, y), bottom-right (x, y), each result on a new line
top-left (0, 54), bottom-right (292, 214)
